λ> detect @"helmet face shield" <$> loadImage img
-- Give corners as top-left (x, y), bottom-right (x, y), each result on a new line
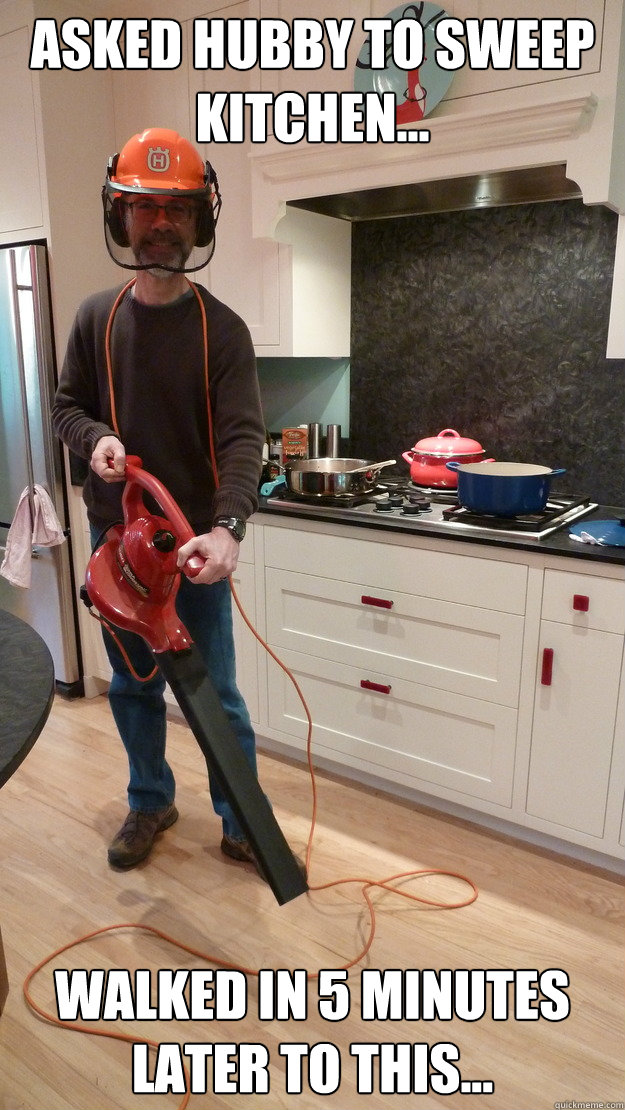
top-left (102, 128), bottom-right (221, 274)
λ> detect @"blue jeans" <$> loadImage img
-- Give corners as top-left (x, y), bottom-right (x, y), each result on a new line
top-left (90, 525), bottom-right (257, 841)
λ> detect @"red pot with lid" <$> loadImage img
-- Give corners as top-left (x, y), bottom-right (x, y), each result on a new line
top-left (402, 428), bottom-right (492, 488)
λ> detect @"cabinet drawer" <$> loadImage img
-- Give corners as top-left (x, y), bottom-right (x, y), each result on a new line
top-left (541, 569), bottom-right (625, 633)
top-left (263, 527), bottom-right (527, 614)
top-left (265, 567), bottom-right (523, 706)
top-left (266, 648), bottom-right (516, 806)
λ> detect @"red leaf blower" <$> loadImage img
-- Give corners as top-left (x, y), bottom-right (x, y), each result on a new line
top-left (84, 456), bottom-right (307, 905)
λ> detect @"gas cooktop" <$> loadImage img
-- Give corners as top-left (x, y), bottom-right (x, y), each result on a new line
top-left (265, 480), bottom-right (598, 541)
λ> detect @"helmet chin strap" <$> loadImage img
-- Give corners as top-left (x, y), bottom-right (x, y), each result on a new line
top-left (143, 266), bottom-right (185, 279)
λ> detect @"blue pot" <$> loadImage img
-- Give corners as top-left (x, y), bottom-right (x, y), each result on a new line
top-left (446, 461), bottom-right (566, 516)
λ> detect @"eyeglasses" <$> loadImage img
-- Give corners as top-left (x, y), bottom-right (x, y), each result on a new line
top-left (125, 199), bottom-right (197, 225)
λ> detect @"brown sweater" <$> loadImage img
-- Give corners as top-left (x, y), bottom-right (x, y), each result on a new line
top-left (52, 283), bottom-right (264, 533)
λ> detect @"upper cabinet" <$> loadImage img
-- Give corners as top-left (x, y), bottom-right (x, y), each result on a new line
top-left (0, 24), bottom-right (44, 238)
top-left (273, 207), bottom-right (350, 357)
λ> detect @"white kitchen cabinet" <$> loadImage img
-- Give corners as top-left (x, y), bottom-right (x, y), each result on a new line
top-left (525, 570), bottom-right (625, 839)
top-left (268, 207), bottom-right (351, 357)
top-left (0, 25), bottom-right (44, 238)
top-left (251, 515), bottom-right (625, 864)
top-left (261, 523), bottom-right (527, 806)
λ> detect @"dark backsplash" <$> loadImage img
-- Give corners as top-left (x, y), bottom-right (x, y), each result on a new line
top-left (350, 199), bottom-right (625, 506)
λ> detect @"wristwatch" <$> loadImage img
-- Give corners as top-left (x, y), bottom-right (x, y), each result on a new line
top-left (213, 516), bottom-right (246, 543)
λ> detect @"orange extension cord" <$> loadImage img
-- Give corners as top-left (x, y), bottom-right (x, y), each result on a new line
top-left (22, 278), bottom-right (479, 1106)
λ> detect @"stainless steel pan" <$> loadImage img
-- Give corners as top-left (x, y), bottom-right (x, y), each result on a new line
top-left (284, 458), bottom-right (395, 499)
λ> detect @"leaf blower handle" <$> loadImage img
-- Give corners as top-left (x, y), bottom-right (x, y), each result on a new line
top-left (183, 555), bottom-right (205, 579)
top-left (120, 455), bottom-right (207, 579)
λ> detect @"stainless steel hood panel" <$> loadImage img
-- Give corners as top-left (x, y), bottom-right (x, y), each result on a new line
top-left (287, 164), bottom-right (582, 221)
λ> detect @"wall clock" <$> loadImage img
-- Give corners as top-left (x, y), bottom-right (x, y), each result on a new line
top-left (354, 3), bottom-right (455, 125)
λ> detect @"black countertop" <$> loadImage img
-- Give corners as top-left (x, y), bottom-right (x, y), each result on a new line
top-left (0, 610), bottom-right (55, 788)
top-left (257, 500), bottom-right (625, 567)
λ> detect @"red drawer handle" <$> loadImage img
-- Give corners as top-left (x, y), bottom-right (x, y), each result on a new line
top-left (361, 595), bottom-right (393, 609)
top-left (541, 648), bottom-right (554, 686)
top-left (573, 594), bottom-right (589, 612)
top-left (360, 679), bottom-right (392, 695)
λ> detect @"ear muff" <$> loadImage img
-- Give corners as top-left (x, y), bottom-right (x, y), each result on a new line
top-left (106, 195), bottom-right (130, 247)
top-left (102, 155), bottom-right (130, 248)
top-left (195, 203), bottom-right (214, 248)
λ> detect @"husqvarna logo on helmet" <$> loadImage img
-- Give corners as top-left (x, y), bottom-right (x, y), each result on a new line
top-left (147, 146), bottom-right (170, 173)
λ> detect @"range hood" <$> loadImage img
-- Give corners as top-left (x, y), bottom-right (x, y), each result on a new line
top-left (251, 91), bottom-right (601, 238)
top-left (287, 163), bottom-right (582, 222)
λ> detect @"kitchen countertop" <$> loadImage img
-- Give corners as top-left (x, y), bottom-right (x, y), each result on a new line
top-left (257, 499), bottom-right (625, 567)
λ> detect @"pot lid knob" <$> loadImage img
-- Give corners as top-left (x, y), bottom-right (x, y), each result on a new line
top-left (413, 428), bottom-right (486, 455)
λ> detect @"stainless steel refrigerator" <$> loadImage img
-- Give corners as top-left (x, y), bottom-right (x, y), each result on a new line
top-left (0, 242), bottom-right (82, 694)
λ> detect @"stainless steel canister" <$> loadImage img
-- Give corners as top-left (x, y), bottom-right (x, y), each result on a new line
top-left (326, 424), bottom-right (341, 457)
top-left (307, 422), bottom-right (322, 458)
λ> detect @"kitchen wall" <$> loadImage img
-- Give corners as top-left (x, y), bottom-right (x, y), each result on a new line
top-left (350, 199), bottom-right (625, 507)
top-left (257, 356), bottom-right (350, 437)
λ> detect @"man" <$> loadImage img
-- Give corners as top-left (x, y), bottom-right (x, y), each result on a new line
top-left (52, 128), bottom-right (267, 871)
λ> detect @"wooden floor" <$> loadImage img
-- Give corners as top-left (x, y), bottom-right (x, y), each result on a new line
top-left (0, 694), bottom-right (623, 1110)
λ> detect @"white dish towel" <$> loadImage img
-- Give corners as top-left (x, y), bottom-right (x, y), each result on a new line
top-left (1, 484), bottom-right (66, 589)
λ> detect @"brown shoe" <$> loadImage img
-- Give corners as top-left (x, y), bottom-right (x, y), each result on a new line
top-left (220, 834), bottom-right (307, 882)
top-left (108, 804), bottom-right (178, 868)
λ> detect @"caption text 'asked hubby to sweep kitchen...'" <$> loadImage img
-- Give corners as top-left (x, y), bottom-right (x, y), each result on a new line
top-left (28, 14), bottom-right (596, 144)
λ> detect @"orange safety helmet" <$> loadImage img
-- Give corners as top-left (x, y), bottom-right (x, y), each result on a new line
top-left (102, 128), bottom-right (221, 259)
top-left (112, 128), bottom-right (209, 195)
